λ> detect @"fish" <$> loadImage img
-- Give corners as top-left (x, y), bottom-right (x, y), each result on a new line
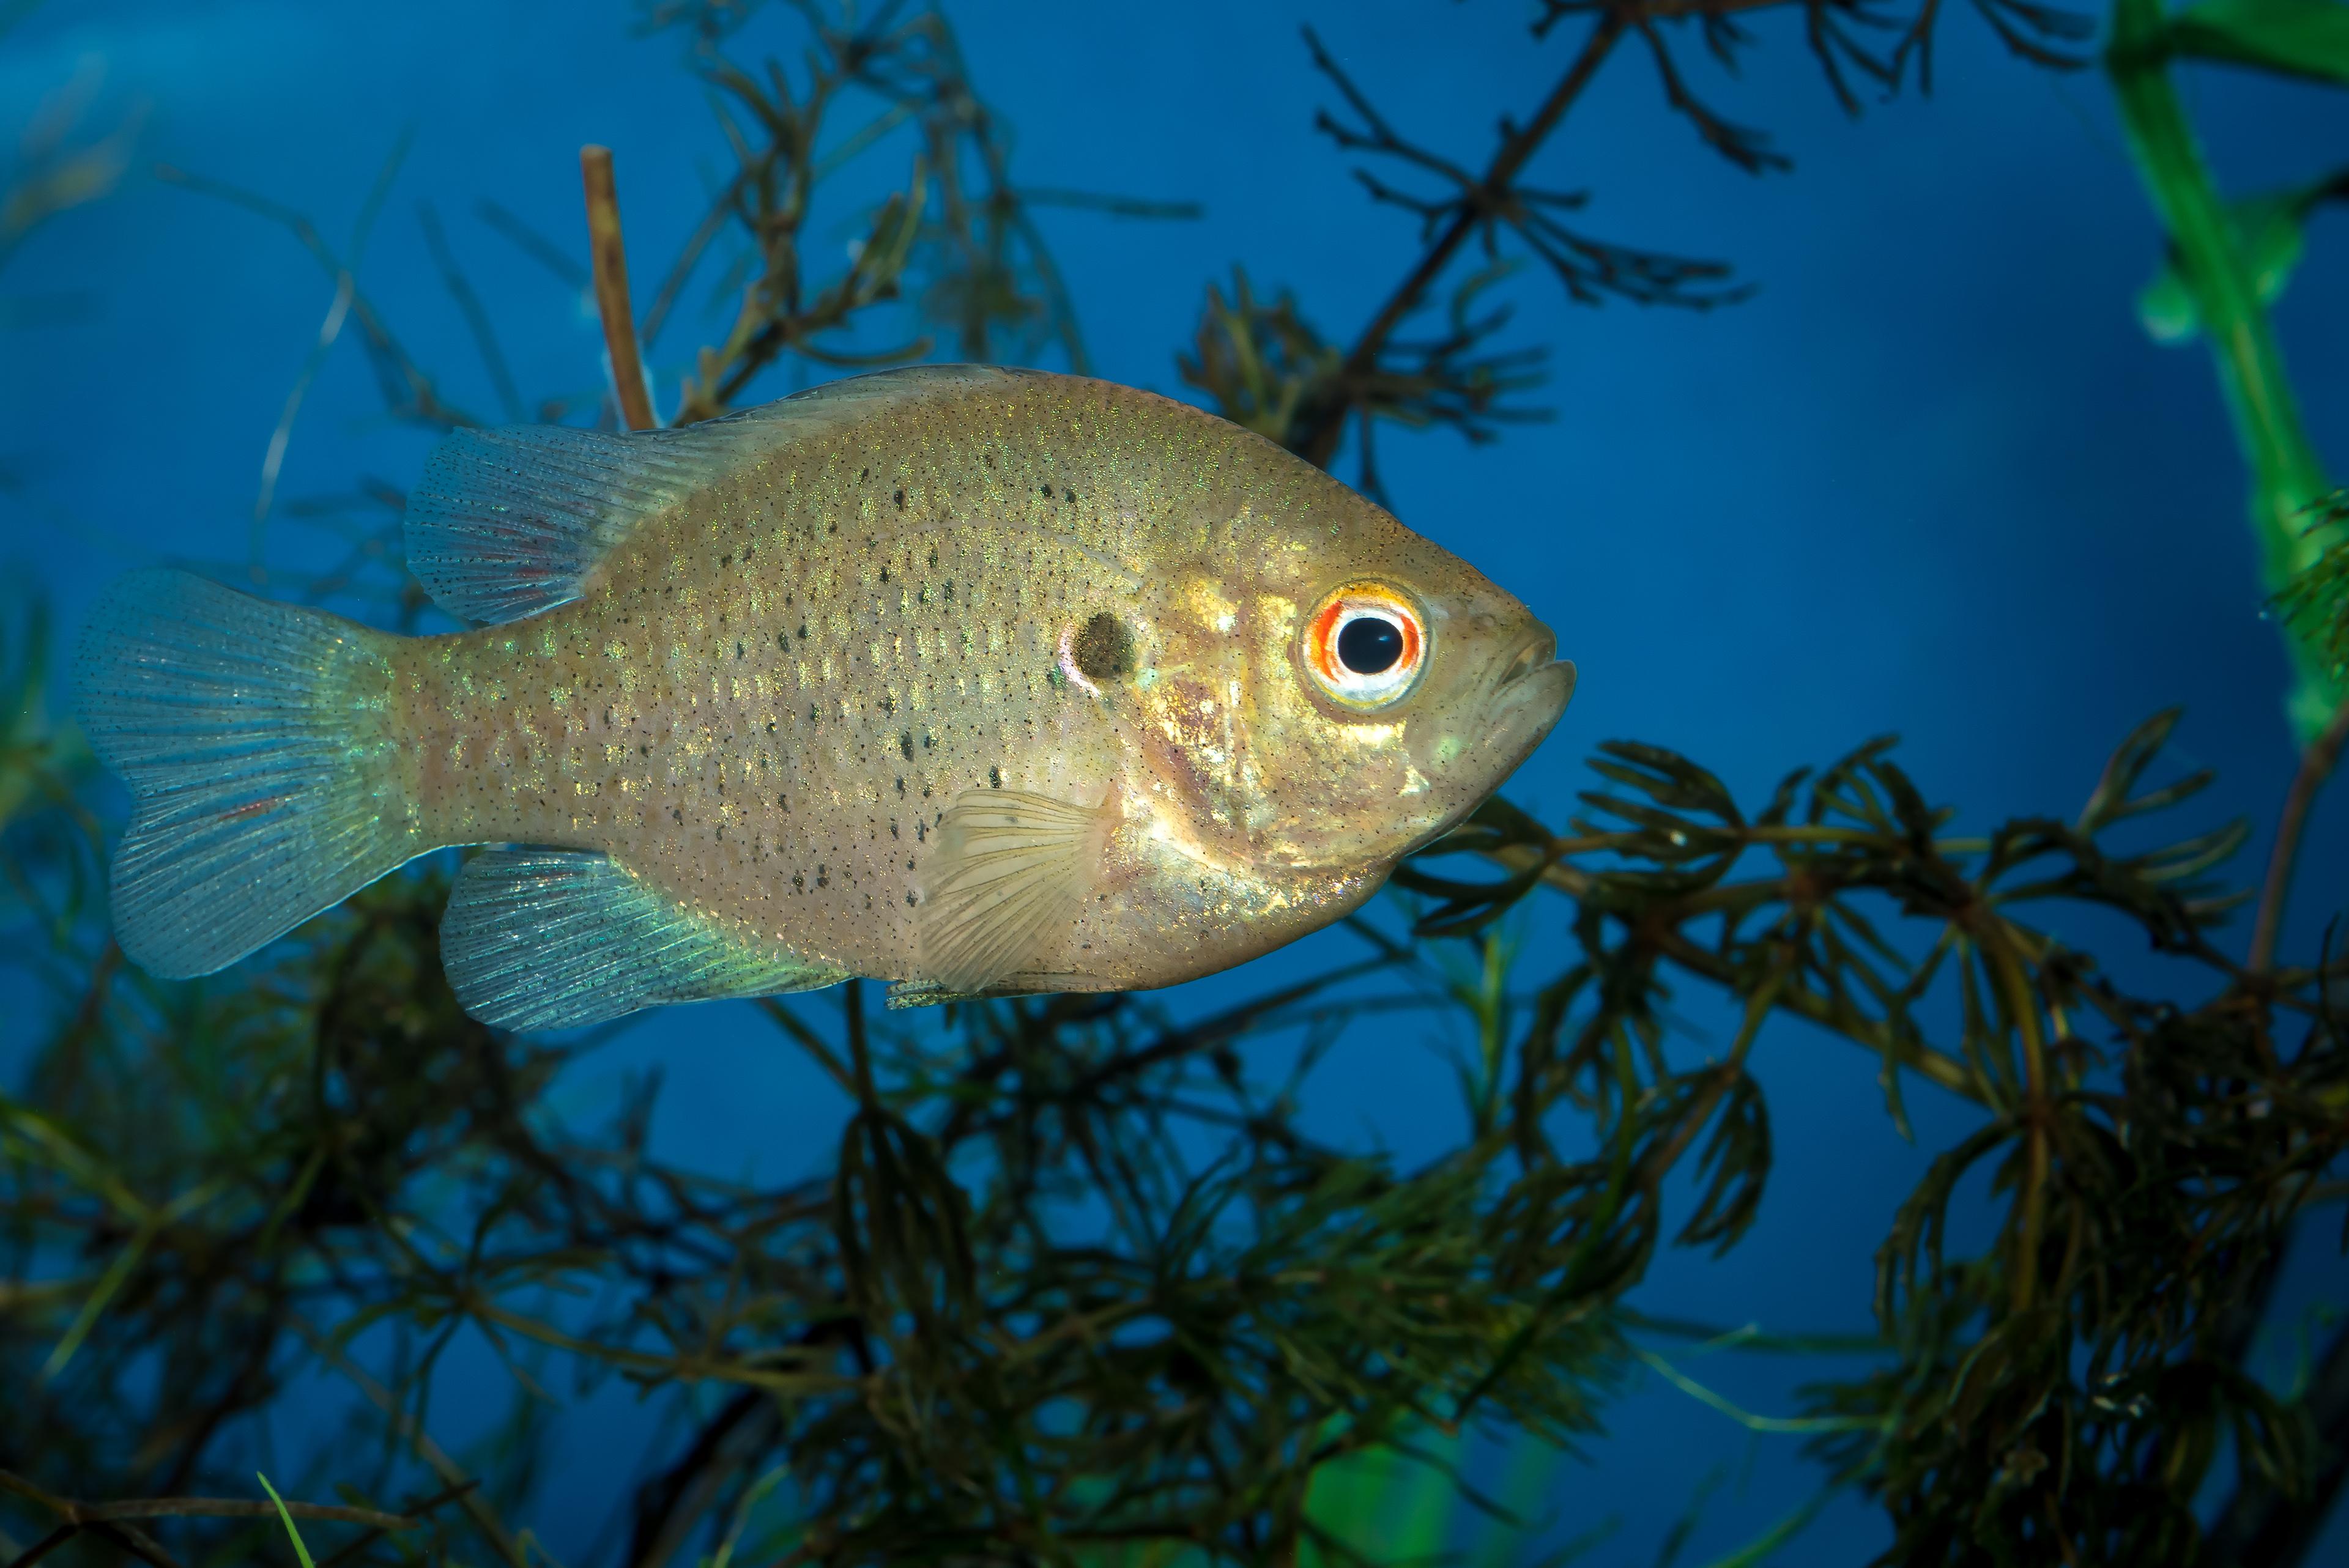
top-left (74, 366), bottom-right (1575, 1029)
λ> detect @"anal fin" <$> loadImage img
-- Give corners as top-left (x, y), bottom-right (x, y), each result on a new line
top-left (915, 785), bottom-right (1118, 996)
top-left (442, 849), bottom-right (845, 1030)
top-left (885, 981), bottom-right (985, 1011)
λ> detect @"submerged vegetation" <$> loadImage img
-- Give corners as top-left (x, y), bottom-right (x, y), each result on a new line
top-left (3, 1), bottom-right (2347, 1565)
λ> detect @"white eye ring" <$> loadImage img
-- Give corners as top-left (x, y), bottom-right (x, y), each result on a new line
top-left (1304, 584), bottom-right (1427, 708)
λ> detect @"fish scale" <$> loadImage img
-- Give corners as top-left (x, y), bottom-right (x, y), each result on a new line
top-left (75, 364), bottom-right (1575, 1030)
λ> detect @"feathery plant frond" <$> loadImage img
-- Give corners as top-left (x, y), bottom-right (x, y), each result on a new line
top-left (4, 1), bottom-right (2346, 1566)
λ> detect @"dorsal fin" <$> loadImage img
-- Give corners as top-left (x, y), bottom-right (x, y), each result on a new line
top-left (404, 364), bottom-right (1020, 624)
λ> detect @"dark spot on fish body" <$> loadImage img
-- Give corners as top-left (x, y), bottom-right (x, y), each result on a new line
top-left (880, 565), bottom-right (890, 583)
top-left (793, 873), bottom-right (804, 891)
top-left (906, 891), bottom-right (918, 906)
top-left (989, 766), bottom-right (1001, 788)
top-left (899, 730), bottom-right (914, 760)
top-left (1040, 484), bottom-right (1052, 498)
top-left (915, 820), bottom-right (927, 842)
top-left (894, 489), bottom-right (906, 509)
top-left (896, 777), bottom-right (906, 796)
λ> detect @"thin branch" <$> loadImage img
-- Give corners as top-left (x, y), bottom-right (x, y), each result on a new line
top-left (1298, 9), bottom-right (1628, 467)
top-left (581, 144), bottom-right (658, 431)
top-left (2251, 695), bottom-right (2349, 972)
top-left (417, 199), bottom-right (524, 423)
top-left (0, 1471), bottom-right (413, 1531)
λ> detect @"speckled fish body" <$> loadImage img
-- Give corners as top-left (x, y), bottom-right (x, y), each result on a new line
top-left (75, 367), bottom-right (1574, 1029)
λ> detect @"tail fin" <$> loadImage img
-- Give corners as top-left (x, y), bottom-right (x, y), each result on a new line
top-left (73, 569), bottom-right (420, 978)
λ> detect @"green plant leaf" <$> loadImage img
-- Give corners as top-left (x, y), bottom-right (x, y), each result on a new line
top-left (2170, 0), bottom-right (2349, 86)
top-left (2137, 175), bottom-right (2347, 344)
top-left (257, 1473), bottom-right (319, 1568)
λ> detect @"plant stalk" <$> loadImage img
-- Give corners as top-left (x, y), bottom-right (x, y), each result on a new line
top-left (2105, 0), bottom-right (2343, 739)
top-left (581, 144), bottom-right (657, 432)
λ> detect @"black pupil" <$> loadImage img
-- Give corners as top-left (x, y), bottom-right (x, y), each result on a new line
top-left (1337, 615), bottom-right (1405, 676)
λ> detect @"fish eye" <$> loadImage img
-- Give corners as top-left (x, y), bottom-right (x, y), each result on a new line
top-left (1303, 582), bottom-right (1427, 708)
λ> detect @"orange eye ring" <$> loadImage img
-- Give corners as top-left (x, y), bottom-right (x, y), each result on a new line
top-left (1303, 582), bottom-right (1427, 708)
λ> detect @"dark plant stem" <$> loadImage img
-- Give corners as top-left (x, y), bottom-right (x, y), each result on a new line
top-left (2251, 696), bottom-right (2349, 972)
top-left (2204, 1319), bottom-right (2349, 1566)
top-left (1295, 9), bottom-right (1627, 467)
top-left (581, 144), bottom-right (657, 432)
top-left (845, 977), bottom-right (873, 1106)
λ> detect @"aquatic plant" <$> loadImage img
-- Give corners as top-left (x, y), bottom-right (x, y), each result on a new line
top-left (2, 2), bottom-right (2345, 1566)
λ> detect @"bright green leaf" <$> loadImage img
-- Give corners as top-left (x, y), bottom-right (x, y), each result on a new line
top-left (2171, 0), bottom-right (2349, 86)
top-left (256, 1473), bottom-right (319, 1568)
top-left (2137, 177), bottom-right (2341, 344)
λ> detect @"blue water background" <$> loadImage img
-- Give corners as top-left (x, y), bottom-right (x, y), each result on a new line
top-left (4, 0), bottom-right (2347, 1561)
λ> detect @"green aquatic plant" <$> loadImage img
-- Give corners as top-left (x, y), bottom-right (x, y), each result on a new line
top-left (2107, 0), bottom-right (2349, 741)
top-left (3, 2), bottom-right (2346, 1566)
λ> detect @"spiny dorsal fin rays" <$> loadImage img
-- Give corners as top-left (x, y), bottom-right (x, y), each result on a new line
top-left (916, 784), bottom-right (1121, 996)
top-left (403, 364), bottom-right (1024, 626)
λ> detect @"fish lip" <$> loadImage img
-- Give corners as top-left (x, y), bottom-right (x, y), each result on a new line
top-left (1476, 645), bottom-right (1574, 764)
top-left (1489, 626), bottom-right (1560, 695)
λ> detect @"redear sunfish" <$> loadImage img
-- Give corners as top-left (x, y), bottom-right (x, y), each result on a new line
top-left (76, 366), bottom-right (1575, 1029)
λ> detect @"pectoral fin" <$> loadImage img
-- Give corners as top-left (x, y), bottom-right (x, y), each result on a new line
top-left (915, 785), bottom-right (1118, 996)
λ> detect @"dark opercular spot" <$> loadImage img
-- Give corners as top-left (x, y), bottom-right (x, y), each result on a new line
top-left (1072, 611), bottom-right (1134, 682)
top-left (1337, 615), bottom-right (1405, 676)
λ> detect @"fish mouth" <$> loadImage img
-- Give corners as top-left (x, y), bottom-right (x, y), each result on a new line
top-left (1490, 627), bottom-right (1559, 695)
top-left (1477, 626), bottom-right (1574, 765)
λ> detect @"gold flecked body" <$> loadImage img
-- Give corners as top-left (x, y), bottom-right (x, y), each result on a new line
top-left (394, 377), bottom-right (1393, 990)
top-left (78, 367), bottom-right (1573, 1026)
